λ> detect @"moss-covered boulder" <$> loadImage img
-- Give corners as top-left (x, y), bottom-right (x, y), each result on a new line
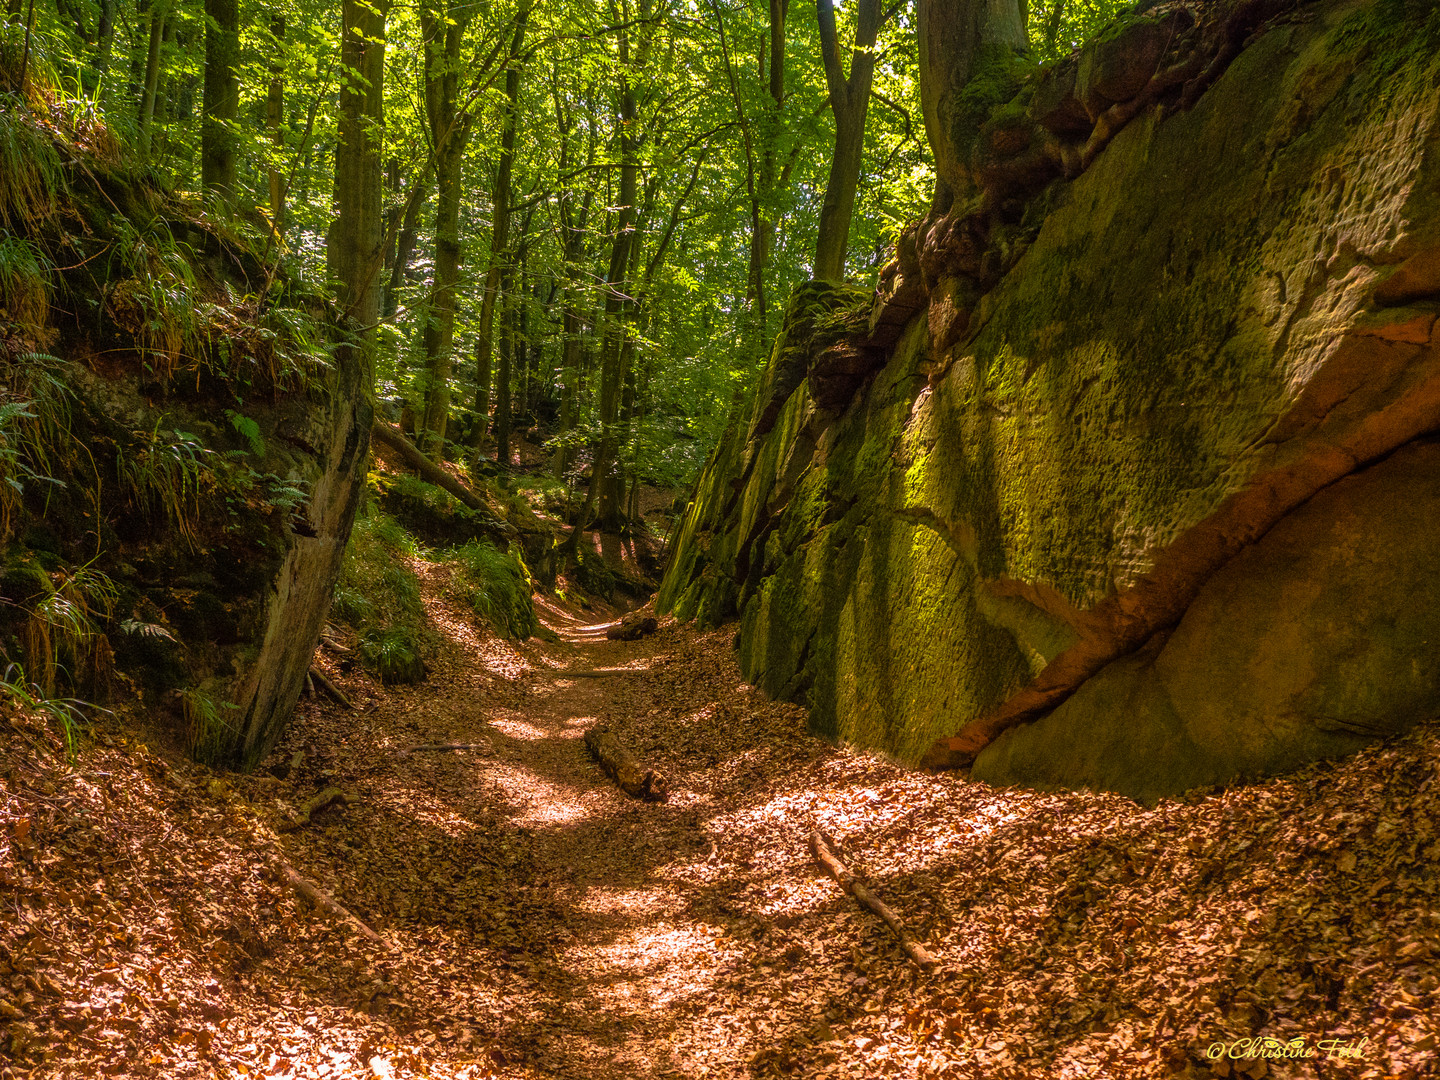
top-left (661, 0), bottom-right (1440, 801)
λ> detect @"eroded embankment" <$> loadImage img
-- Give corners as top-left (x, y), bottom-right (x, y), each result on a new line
top-left (659, 0), bottom-right (1440, 802)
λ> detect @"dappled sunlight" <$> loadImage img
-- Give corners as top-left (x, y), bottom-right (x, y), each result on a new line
top-left (487, 716), bottom-right (555, 742)
top-left (479, 761), bottom-right (597, 827)
top-left (575, 885), bottom-right (681, 918)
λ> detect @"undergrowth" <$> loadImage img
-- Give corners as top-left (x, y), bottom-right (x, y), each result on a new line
top-left (332, 506), bottom-right (429, 685)
top-left (446, 540), bottom-right (536, 641)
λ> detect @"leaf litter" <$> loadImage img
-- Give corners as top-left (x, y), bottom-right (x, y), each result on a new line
top-left (0, 563), bottom-right (1436, 1079)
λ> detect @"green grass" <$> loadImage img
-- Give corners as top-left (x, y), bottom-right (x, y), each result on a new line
top-left (0, 101), bottom-right (64, 229)
top-left (446, 540), bottom-right (537, 641)
top-left (331, 506), bottom-right (430, 683)
top-left (0, 234), bottom-right (50, 337)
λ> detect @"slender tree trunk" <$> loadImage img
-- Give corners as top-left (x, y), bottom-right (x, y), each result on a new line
top-left (495, 267), bottom-right (513, 468)
top-left (266, 16), bottom-right (286, 233)
top-left (471, 11), bottom-right (528, 463)
top-left (200, 0), bottom-right (239, 196)
top-left (383, 158), bottom-right (399, 273)
top-left (328, 0), bottom-right (390, 326)
top-left (92, 0), bottom-right (115, 92)
top-left (137, 0), bottom-right (168, 162)
top-left (473, 330), bottom-right (493, 451)
top-left (813, 0), bottom-right (882, 281)
top-left (384, 170), bottom-right (428, 318)
top-left (417, 0), bottom-right (475, 456)
top-left (570, 11), bottom-right (643, 548)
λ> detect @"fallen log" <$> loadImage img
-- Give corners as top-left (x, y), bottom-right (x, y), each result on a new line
top-left (606, 613), bottom-right (658, 641)
top-left (308, 666), bottom-right (354, 710)
top-left (370, 420), bottom-right (488, 513)
top-left (282, 786), bottom-right (357, 831)
top-left (279, 863), bottom-right (386, 948)
top-left (809, 830), bottom-right (938, 970)
top-left (584, 726), bottom-right (669, 801)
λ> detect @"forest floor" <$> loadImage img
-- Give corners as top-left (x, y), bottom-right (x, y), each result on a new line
top-left (1, 561), bottom-right (1439, 1080)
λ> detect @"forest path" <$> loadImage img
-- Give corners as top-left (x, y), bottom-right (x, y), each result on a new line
top-left (281, 567), bottom-right (874, 1080)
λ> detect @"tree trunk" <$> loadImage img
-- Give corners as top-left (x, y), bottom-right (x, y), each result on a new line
top-left (136, 0), bottom-right (168, 162)
top-left (92, 0), bottom-right (115, 94)
top-left (265, 16), bottom-right (285, 234)
top-left (917, 0), bottom-right (1027, 206)
top-left (813, 0), bottom-right (883, 281)
top-left (569, 20), bottom-right (639, 548)
top-left (200, 0), bottom-right (239, 196)
top-left (495, 267), bottom-right (513, 468)
top-left (370, 421), bottom-right (489, 512)
top-left (328, 0), bottom-right (390, 325)
top-left (584, 726), bottom-right (669, 801)
top-left (383, 170), bottom-right (428, 318)
top-left (227, 0), bottom-right (385, 769)
top-left (471, 11), bottom-right (528, 464)
top-left (417, 0), bottom-right (475, 456)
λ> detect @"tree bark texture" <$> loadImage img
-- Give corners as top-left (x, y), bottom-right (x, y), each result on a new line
top-left (136, 0), bottom-right (168, 162)
top-left (810, 831), bottom-right (938, 969)
top-left (200, 0), bottom-right (239, 195)
top-left (917, 0), bottom-right (1027, 204)
top-left (471, 11), bottom-right (528, 462)
top-left (370, 421), bottom-right (491, 513)
top-left (417, 0), bottom-right (475, 456)
top-left (265, 16), bottom-right (285, 233)
top-left (813, 0), bottom-right (883, 281)
top-left (584, 726), bottom-right (669, 801)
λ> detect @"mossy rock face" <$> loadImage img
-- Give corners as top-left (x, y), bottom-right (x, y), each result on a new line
top-left (661, 0), bottom-right (1440, 799)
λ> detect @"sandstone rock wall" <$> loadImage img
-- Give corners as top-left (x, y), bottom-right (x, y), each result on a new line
top-left (659, 0), bottom-right (1440, 801)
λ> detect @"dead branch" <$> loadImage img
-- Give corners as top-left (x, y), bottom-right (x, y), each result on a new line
top-left (809, 830), bottom-right (938, 969)
top-left (282, 786), bottom-right (357, 831)
top-left (308, 666), bottom-right (355, 710)
top-left (399, 743), bottom-right (489, 756)
top-left (279, 863), bottom-right (386, 948)
top-left (370, 420), bottom-right (489, 512)
top-left (584, 726), bottom-right (669, 801)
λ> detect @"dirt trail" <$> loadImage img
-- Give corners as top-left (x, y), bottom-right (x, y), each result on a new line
top-left (275, 576), bottom-right (858, 1079)
top-left (3, 569), bottom-right (1438, 1080)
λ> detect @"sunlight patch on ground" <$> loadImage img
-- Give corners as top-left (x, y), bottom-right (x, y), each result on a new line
top-left (576, 885), bottom-right (681, 917)
top-left (562, 922), bottom-right (740, 1013)
top-left (479, 762), bottom-right (594, 826)
top-left (487, 716), bottom-right (553, 742)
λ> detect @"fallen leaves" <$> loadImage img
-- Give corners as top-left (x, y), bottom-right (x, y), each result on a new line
top-left (1, 564), bottom-right (1437, 1080)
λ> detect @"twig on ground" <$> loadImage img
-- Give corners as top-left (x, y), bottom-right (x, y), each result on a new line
top-left (308, 666), bottom-right (354, 710)
top-left (810, 829), bottom-right (938, 970)
top-left (278, 863), bottom-right (386, 948)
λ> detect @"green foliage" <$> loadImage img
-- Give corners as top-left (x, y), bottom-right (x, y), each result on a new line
top-left (179, 683), bottom-right (240, 765)
top-left (0, 102), bottom-right (64, 228)
top-left (107, 220), bottom-right (203, 373)
top-left (1028, 0), bottom-right (1137, 63)
top-left (116, 425), bottom-right (214, 546)
top-left (0, 354), bottom-right (78, 540)
top-left (357, 627), bottom-right (426, 685)
top-left (332, 507), bottom-right (429, 682)
top-left (0, 235), bottom-right (51, 336)
top-left (0, 661), bottom-right (91, 759)
top-left (224, 410), bottom-right (266, 456)
top-left (446, 540), bottom-right (536, 641)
